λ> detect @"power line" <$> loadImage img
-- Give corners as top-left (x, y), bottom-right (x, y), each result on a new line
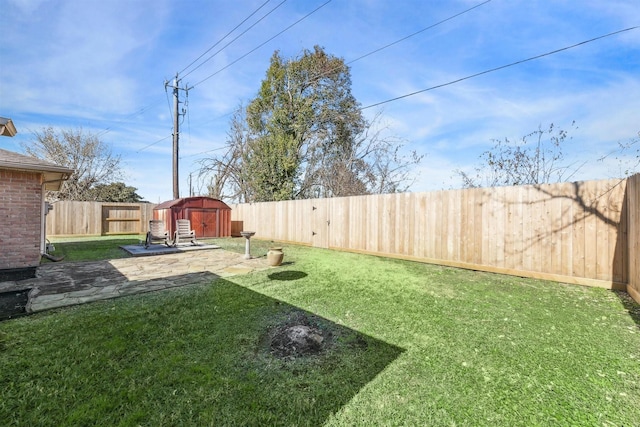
top-left (199, 111), bottom-right (235, 126)
top-left (295, 0), bottom-right (493, 92)
top-left (102, 0), bottom-right (483, 140)
top-left (164, 85), bottom-right (174, 121)
top-left (97, 2), bottom-right (286, 140)
top-left (192, 0), bottom-right (332, 88)
top-left (178, 0), bottom-right (274, 76)
top-left (361, 26), bottom-right (640, 110)
top-left (136, 134), bottom-right (172, 153)
top-left (180, 145), bottom-right (228, 159)
top-left (96, 99), bottom-right (165, 137)
top-left (191, 0), bottom-right (491, 122)
top-left (182, 0), bottom-right (288, 80)
top-left (347, 0), bottom-right (492, 67)
top-left (186, 89), bottom-right (192, 148)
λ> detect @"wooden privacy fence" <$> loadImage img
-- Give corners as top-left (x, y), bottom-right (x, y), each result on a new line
top-left (232, 175), bottom-right (640, 302)
top-left (46, 202), bottom-right (156, 236)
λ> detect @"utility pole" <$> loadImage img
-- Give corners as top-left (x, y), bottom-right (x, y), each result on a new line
top-left (165, 73), bottom-right (192, 199)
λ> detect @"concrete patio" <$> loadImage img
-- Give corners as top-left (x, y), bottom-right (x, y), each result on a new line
top-left (0, 249), bottom-right (271, 316)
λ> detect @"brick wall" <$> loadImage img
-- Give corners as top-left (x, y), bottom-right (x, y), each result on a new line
top-left (0, 169), bottom-right (43, 269)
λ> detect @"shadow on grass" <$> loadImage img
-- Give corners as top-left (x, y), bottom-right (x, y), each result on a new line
top-left (268, 270), bottom-right (308, 281)
top-left (0, 289), bottom-right (30, 320)
top-left (614, 290), bottom-right (640, 329)
top-left (1, 273), bottom-right (404, 426)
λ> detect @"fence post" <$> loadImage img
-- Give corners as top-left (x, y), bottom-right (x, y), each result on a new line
top-left (627, 174), bottom-right (640, 303)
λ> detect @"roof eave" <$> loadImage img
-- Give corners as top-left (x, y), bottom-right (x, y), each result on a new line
top-left (42, 171), bottom-right (72, 191)
top-left (0, 118), bottom-right (17, 137)
top-left (0, 159), bottom-right (74, 175)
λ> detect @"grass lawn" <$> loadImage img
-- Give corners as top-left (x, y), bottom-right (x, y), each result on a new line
top-left (43, 235), bottom-right (145, 262)
top-left (1, 237), bottom-right (639, 426)
top-left (43, 235), bottom-right (278, 262)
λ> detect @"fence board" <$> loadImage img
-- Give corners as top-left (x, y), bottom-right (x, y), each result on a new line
top-left (479, 189), bottom-right (490, 266)
top-left (46, 202), bottom-right (155, 236)
top-left (560, 184), bottom-right (574, 277)
top-left (612, 181), bottom-right (628, 284)
top-left (542, 189), bottom-right (554, 273)
top-left (354, 196), bottom-right (366, 251)
top-left (627, 174), bottom-right (640, 302)
top-left (485, 189), bottom-right (497, 267)
top-left (506, 186), bottom-right (523, 270)
top-left (531, 187), bottom-right (544, 273)
top-left (471, 190), bottom-right (483, 265)
top-left (434, 191), bottom-right (444, 260)
top-left (583, 183), bottom-right (598, 280)
top-left (424, 192), bottom-right (434, 259)
top-left (571, 186), bottom-right (586, 279)
top-left (458, 190), bottom-right (468, 263)
top-left (447, 190), bottom-right (458, 261)
top-left (595, 180), bottom-right (611, 280)
top-left (495, 186), bottom-right (507, 269)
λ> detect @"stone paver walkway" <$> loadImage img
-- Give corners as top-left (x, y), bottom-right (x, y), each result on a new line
top-left (1, 249), bottom-right (271, 313)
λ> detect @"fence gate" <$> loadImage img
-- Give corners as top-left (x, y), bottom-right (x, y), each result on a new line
top-left (311, 199), bottom-right (330, 248)
top-left (101, 205), bottom-right (141, 235)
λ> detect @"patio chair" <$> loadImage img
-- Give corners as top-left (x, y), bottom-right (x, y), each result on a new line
top-left (174, 219), bottom-right (197, 246)
top-left (145, 220), bottom-right (171, 248)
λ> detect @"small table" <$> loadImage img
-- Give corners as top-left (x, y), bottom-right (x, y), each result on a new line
top-left (240, 231), bottom-right (256, 259)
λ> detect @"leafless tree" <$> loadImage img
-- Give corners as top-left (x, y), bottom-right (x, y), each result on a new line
top-left (22, 127), bottom-right (123, 200)
top-left (197, 106), bottom-right (252, 202)
top-left (599, 131), bottom-right (640, 178)
top-left (456, 122), bottom-right (582, 188)
top-left (303, 112), bottom-right (422, 198)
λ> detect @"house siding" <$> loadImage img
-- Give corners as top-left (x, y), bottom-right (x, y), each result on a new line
top-left (0, 169), bottom-right (43, 270)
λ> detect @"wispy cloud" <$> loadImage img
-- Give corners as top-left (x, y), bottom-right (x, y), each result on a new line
top-left (2, 0), bottom-right (638, 202)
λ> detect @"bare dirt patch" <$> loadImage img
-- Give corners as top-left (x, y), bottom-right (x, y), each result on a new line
top-left (264, 311), bottom-right (334, 360)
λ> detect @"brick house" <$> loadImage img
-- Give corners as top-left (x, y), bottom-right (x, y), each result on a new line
top-left (0, 148), bottom-right (73, 280)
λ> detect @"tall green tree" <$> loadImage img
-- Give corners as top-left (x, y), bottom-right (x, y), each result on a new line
top-left (86, 182), bottom-right (144, 202)
top-left (200, 46), bottom-right (421, 202)
top-left (245, 46), bottom-right (367, 201)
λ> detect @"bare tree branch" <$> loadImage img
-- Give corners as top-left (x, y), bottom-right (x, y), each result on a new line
top-left (21, 127), bottom-right (123, 201)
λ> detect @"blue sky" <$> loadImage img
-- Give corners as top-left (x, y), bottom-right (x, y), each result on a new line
top-left (1, 0), bottom-right (638, 202)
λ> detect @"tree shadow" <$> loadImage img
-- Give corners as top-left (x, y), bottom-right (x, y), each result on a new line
top-left (614, 290), bottom-right (640, 329)
top-left (0, 288), bottom-right (31, 320)
top-left (268, 270), bottom-right (308, 281)
top-left (486, 179), bottom-right (624, 281)
top-left (530, 178), bottom-right (639, 326)
top-left (1, 264), bottom-right (404, 426)
top-left (490, 175), bottom-right (639, 327)
top-left (613, 176), bottom-right (640, 328)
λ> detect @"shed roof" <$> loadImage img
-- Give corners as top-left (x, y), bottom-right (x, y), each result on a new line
top-left (155, 196), bottom-right (231, 210)
top-left (0, 148), bottom-right (74, 191)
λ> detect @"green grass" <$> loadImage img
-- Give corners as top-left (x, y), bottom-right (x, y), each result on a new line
top-left (46, 235), bottom-right (278, 262)
top-left (2, 238), bottom-right (640, 426)
top-left (47, 235), bottom-right (144, 262)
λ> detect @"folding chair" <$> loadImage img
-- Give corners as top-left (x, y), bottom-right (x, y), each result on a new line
top-left (174, 219), bottom-right (197, 246)
top-left (145, 220), bottom-right (170, 248)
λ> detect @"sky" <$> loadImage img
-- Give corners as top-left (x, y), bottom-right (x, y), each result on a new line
top-left (1, 0), bottom-right (639, 203)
